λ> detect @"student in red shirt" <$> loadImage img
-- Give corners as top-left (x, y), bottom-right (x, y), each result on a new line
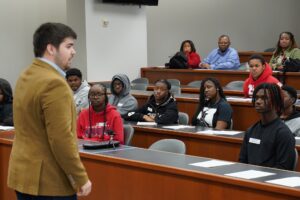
top-left (180, 40), bottom-right (201, 69)
top-left (77, 83), bottom-right (124, 144)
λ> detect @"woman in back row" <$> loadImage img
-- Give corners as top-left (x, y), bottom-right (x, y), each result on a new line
top-left (270, 31), bottom-right (300, 70)
top-left (180, 40), bottom-right (201, 69)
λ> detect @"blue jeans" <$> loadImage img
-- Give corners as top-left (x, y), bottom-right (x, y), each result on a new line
top-left (16, 191), bottom-right (77, 200)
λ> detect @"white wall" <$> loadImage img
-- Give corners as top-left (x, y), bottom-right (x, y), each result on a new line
top-left (83, 1), bottom-right (148, 82)
top-left (0, 0), bottom-right (66, 88)
top-left (146, 0), bottom-right (300, 66)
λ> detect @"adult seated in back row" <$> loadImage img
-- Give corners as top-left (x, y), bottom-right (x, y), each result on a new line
top-left (125, 79), bottom-right (178, 124)
top-left (180, 40), bottom-right (201, 69)
top-left (243, 54), bottom-right (281, 97)
top-left (199, 35), bottom-right (240, 70)
top-left (269, 32), bottom-right (300, 71)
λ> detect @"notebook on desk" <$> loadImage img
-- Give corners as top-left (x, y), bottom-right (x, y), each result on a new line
top-left (82, 140), bottom-right (120, 150)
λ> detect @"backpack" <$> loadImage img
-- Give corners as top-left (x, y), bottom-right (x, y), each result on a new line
top-left (165, 52), bottom-right (188, 69)
top-left (283, 58), bottom-right (300, 72)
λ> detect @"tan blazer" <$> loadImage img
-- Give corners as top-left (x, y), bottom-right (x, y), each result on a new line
top-left (8, 59), bottom-right (88, 196)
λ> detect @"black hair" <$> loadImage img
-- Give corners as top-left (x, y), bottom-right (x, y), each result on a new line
top-left (155, 79), bottom-right (171, 90)
top-left (282, 85), bottom-right (297, 104)
top-left (274, 32), bottom-right (298, 57)
top-left (180, 40), bottom-right (196, 53)
top-left (66, 68), bottom-right (82, 79)
top-left (87, 83), bottom-right (108, 138)
top-left (252, 83), bottom-right (283, 116)
top-left (248, 54), bottom-right (266, 65)
top-left (192, 78), bottom-right (226, 125)
top-left (33, 22), bottom-right (77, 57)
top-left (0, 78), bottom-right (13, 104)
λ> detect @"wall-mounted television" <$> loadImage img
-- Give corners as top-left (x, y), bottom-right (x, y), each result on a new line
top-left (102, 0), bottom-right (158, 6)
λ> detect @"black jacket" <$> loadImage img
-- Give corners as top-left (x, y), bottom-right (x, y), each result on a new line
top-left (0, 78), bottom-right (13, 126)
top-left (125, 94), bottom-right (178, 125)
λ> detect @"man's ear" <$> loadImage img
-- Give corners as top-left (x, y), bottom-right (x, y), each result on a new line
top-left (46, 44), bottom-right (56, 56)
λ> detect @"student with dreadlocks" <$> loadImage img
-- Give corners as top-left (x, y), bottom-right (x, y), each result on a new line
top-left (125, 79), bottom-right (178, 124)
top-left (77, 83), bottom-right (124, 144)
top-left (0, 78), bottom-right (13, 126)
top-left (239, 83), bottom-right (295, 170)
top-left (281, 85), bottom-right (300, 136)
top-left (191, 77), bottom-right (233, 129)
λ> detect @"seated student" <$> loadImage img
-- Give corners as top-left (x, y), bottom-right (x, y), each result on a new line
top-left (281, 85), bottom-right (300, 136)
top-left (125, 79), bottom-right (178, 124)
top-left (270, 32), bottom-right (300, 70)
top-left (180, 40), bottom-right (201, 69)
top-left (109, 74), bottom-right (138, 117)
top-left (0, 78), bottom-right (13, 126)
top-left (200, 35), bottom-right (240, 70)
top-left (239, 83), bottom-right (295, 170)
top-left (191, 77), bottom-right (232, 129)
top-left (66, 68), bottom-right (90, 115)
top-left (77, 83), bottom-right (124, 144)
top-left (243, 54), bottom-right (281, 97)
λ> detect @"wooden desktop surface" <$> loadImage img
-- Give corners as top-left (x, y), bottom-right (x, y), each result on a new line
top-left (1, 131), bottom-right (300, 200)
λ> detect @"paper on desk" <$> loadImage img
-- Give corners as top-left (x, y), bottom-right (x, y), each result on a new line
top-left (295, 137), bottom-right (300, 140)
top-left (190, 159), bottom-right (235, 168)
top-left (266, 177), bottom-right (300, 187)
top-left (198, 130), bottom-right (242, 136)
top-left (162, 125), bottom-right (195, 130)
top-left (0, 126), bottom-right (14, 131)
top-left (137, 122), bottom-right (157, 126)
top-left (225, 170), bottom-right (275, 179)
top-left (226, 97), bottom-right (252, 102)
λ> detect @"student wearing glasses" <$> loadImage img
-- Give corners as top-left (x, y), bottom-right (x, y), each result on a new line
top-left (200, 35), bottom-right (240, 70)
top-left (125, 79), bottom-right (178, 124)
top-left (77, 83), bottom-right (124, 144)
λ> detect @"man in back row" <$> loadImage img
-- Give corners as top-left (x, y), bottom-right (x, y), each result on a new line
top-left (200, 35), bottom-right (240, 70)
top-left (8, 22), bottom-right (91, 199)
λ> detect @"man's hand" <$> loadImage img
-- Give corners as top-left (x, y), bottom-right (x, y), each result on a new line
top-left (77, 180), bottom-right (92, 197)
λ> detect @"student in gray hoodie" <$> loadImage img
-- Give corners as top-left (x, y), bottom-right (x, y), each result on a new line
top-left (66, 68), bottom-right (90, 115)
top-left (109, 74), bottom-right (138, 117)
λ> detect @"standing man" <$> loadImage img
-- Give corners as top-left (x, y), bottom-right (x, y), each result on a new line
top-left (200, 35), bottom-right (240, 70)
top-left (8, 23), bottom-right (92, 199)
top-left (239, 83), bottom-right (295, 170)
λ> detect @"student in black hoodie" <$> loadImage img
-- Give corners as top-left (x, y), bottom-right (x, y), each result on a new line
top-left (281, 85), bottom-right (300, 136)
top-left (125, 79), bottom-right (178, 124)
top-left (0, 78), bottom-right (13, 126)
top-left (239, 83), bottom-right (295, 170)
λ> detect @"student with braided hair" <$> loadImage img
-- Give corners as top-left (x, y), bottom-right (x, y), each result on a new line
top-left (239, 83), bottom-right (295, 170)
top-left (77, 83), bottom-right (124, 144)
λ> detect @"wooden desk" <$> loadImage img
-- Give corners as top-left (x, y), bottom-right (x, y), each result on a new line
top-left (141, 68), bottom-right (300, 90)
top-left (131, 90), bottom-right (300, 131)
top-left (1, 132), bottom-right (300, 200)
top-left (129, 124), bottom-right (300, 172)
top-left (238, 51), bottom-right (273, 63)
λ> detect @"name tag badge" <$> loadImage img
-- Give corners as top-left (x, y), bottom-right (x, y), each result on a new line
top-left (147, 107), bottom-right (153, 112)
top-left (249, 138), bottom-right (261, 145)
top-left (117, 103), bottom-right (123, 107)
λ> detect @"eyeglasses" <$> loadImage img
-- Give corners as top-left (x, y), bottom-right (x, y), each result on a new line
top-left (89, 93), bottom-right (105, 98)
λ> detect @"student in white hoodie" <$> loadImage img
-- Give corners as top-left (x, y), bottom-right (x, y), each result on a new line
top-left (66, 68), bottom-right (90, 115)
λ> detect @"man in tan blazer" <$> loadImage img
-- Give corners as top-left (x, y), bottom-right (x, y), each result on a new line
top-left (8, 23), bottom-right (92, 199)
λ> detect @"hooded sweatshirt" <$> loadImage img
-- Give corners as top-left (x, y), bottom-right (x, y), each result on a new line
top-left (77, 104), bottom-right (124, 144)
top-left (243, 63), bottom-right (281, 97)
top-left (0, 78), bottom-right (13, 126)
top-left (125, 93), bottom-right (178, 125)
top-left (108, 74), bottom-right (138, 117)
top-left (73, 80), bottom-right (90, 114)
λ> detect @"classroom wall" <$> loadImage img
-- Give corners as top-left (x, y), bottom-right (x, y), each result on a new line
top-left (0, 0), bottom-right (67, 88)
top-left (83, 1), bottom-right (148, 82)
top-left (146, 0), bottom-right (300, 66)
